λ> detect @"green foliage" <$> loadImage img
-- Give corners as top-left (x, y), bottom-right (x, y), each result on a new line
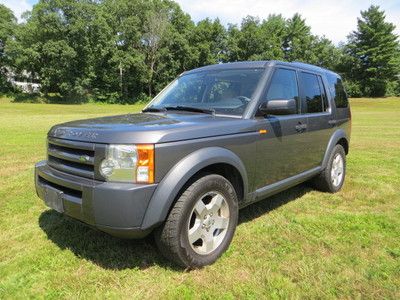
top-left (0, 4), bottom-right (17, 92)
top-left (1, 2), bottom-right (399, 101)
top-left (344, 5), bottom-right (400, 97)
top-left (344, 80), bottom-right (363, 98)
top-left (386, 80), bottom-right (400, 97)
top-left (225, 13), bottom-right (340, 68)
top-left (190, 18), bottom-right (227, 65)
top-left (284, 14), bottom-right (314, 61)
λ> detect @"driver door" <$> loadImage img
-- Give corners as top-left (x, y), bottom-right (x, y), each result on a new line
top-left (254, 68), bottom-right (309, 190)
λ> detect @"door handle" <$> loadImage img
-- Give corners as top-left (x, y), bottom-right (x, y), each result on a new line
top-left (295, 123), bottom-right (307, 133)
top-left (328, 120), bottom-right (337, 126)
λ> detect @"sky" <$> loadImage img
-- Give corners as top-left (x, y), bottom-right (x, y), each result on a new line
top-left (1, 0), bottom-right (399, 45)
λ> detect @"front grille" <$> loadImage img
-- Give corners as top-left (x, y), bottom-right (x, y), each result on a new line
top-left (47, 137), bottom-right (96, 179)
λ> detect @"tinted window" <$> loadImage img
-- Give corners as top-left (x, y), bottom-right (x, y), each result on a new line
top-left (326, 73), bottom-right (348, 108)
top-left (299, 72), bottom-right (323, 113)
top-left (266, 69), bottom-right (299, 111)
top-left (318, 76), bottom-right (329, 112)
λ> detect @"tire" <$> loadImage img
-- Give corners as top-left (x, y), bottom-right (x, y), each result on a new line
top-left (311, 144), bottom-right (346, 193)
top-left (154, 174), bottom-right (239, 268)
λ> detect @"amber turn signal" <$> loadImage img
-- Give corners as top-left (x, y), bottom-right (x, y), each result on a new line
top-left (136, 144), bottom-right (155, 183)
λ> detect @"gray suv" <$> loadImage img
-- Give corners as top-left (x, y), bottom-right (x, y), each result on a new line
top-left (35, 61), bottom-right (351, 268)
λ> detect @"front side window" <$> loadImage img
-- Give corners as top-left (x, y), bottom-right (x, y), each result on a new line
top-left (299, 72), bottom-right (324, 113)
top-left (266, 68), bottom-right (299, 102)
top-left (148, 68), bottom-right (265, 116)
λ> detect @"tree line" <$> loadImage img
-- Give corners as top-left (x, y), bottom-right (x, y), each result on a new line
top-left (0, 0), bottom-right (399, 103)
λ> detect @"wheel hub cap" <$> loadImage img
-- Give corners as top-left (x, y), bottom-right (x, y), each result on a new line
top-left (203, 214), bottom-right (214, 231)
top-left (331, 153), bottom-right (344, 187)
top-left (187, 191), bottom-right (230, 255)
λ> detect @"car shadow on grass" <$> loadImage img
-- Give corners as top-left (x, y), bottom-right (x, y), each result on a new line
top-left (238, 184), bottom-right (312, 224)
top-left (39, 184), bottom-right (311, 271)
top-left (38, 210), bottom-right (173, 270)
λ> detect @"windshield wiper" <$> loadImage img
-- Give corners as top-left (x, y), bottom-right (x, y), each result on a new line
top-left (143, 105), bottom-right (215, 115)
top-left (142, 106), bottom-right (167, 113)
top-left (164, 106), bottom-right (215, 115)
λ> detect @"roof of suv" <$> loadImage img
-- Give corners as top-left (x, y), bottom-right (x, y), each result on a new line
top-left (184, 60), bottom-right (338, 77)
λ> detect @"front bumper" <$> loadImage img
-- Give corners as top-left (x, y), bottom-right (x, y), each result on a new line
top-left (35, 160), bottom-right (158, 238)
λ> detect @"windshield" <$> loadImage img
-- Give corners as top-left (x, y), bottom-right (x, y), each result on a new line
top-left (147, 68), bottom-right (265, 116)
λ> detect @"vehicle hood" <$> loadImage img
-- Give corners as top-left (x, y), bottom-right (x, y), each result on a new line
top-left (48, 112), bottom-right (256, 144)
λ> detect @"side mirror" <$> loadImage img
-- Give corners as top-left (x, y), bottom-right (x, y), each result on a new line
top-left (259, 99), bottom-right (297, 116)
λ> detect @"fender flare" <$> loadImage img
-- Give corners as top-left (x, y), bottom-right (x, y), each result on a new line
top-left (321, 129), bottom-right (349, 169)
top-left (141, 147), bottom-right (248, 230)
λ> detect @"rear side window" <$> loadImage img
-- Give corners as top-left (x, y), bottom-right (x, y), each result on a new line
top-left (299, 72), bottom-right (324, 113)
top-left (326, 73), bottom-right (348, 108)
top-left (266, 68), bottom-right (299, 111)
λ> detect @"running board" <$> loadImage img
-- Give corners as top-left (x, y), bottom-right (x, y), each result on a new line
top-left (245, 167), bottom-right (322, 205)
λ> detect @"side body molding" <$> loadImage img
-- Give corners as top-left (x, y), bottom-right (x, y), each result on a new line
top-left (321, 129), bottom-right (348, 169)
top-left (141, 147), bottom-right (249, 230)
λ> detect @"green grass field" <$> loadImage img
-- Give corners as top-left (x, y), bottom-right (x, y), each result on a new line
top-left (0, 96), bottom-right (399, 299)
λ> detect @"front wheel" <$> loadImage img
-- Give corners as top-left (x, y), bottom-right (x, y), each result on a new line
top-left (312, 144), bottom-right (346, 193)
top-left (154, 174), bottom-right (238, 268)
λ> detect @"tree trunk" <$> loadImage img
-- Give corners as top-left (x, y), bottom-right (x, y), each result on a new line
top-left (148, 57), bottom-right (155, 97)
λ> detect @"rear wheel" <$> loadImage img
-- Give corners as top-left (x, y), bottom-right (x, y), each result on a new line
top-left (312, 144), bottom-right (346, 193)
top-left (154, 174), bottom-right (238, 268)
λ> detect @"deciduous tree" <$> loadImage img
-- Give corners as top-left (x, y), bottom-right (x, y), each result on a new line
top-left (0, 4), bottom-right (16, 91)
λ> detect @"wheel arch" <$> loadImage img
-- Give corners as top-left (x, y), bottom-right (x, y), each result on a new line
top-left (141, 147), bottom-right (248, 230)
top-left (336, 137), bottom-right (349, 154)
top-left (322, 129), bottom-right (349, 169)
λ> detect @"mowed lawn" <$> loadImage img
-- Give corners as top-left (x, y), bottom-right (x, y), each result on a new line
top-left (0, 96), bottom-right (399, 299)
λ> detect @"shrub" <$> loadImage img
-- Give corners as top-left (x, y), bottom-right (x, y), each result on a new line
top-left (343, 80), bottom-right (363, 97)
top-left (385, 81), bottom-right (400, 97)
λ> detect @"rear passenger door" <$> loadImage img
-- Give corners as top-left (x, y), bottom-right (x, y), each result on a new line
top-left (298, 72), bottom-right (334, 169)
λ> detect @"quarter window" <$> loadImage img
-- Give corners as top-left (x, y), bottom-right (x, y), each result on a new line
top-left (326, 73), bottom-right (348, 108)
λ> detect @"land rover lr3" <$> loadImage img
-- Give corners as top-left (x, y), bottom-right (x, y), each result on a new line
top-left (35, 61), bottom-right (351, 268)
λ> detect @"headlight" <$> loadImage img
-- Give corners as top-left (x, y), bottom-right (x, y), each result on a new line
top-left (99, 144), bottom-right (154, 183)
